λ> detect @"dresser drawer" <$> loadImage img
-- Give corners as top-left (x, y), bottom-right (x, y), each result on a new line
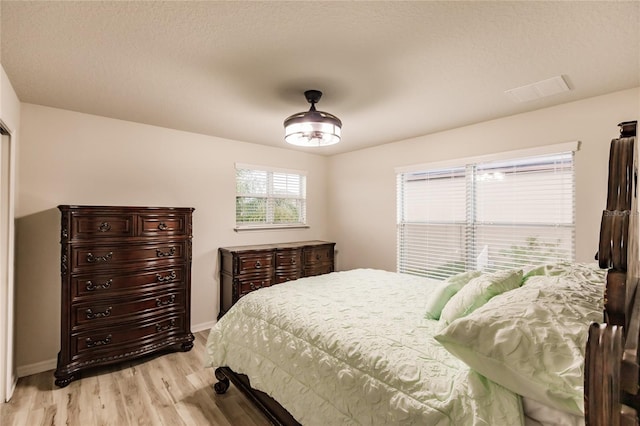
top-left (73, 315), bottom-right (185, 355)
top-left (303, 246), bottom-right (333, 266)
top-left (72, 266), bottom-right (185, 299)
top-left (72, 291), bottom-right (184, 329)
top-left (71, 241), bottom-right (186, 271)
top-left (275, 249), bottom-right (302, 283)
top-left (275, 272), bottom-right (300, 284)
top-left (235, 252), bottom-right (274, 275)
top-left (304, 264), bottom-right (334, 277)
top-left (275, 250), bottom-right (301, 269)
top-left (71, 214), bottom-right (134, 239)
top-left (235, 275), bottom-right (273, 297)
top-left (137, 213), bottom-right (189, 237)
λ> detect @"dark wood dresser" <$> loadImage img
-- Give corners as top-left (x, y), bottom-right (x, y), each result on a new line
top-left (54, 205), bottom-right (195, 387)
top-left (218, 240), bottom-right (335, 317)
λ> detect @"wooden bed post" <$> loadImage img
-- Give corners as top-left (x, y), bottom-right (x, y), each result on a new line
top-left (587, 120), bottom-right (639, 426)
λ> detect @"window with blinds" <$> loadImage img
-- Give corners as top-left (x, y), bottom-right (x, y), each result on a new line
top-left (235, 163), bottom-right (307, 230)
top-left (397, 150), bottom-right (575, 279)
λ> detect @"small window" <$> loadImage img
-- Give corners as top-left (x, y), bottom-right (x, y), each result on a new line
top-left (235, 163), bottom-right (307, 230)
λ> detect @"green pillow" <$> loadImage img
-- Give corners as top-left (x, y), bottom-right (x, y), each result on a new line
top-left (434, 263), bottom-right (605, 415)
top-left (424, 270), bottom-right (482, 320)
top-left (439, 269), bottom-right (523, 324)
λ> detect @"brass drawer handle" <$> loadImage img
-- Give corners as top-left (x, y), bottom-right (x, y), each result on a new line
top-left (85, 307), bottom-right (112, 319)
top-left (255, 260), bottom-right (261, 268)
top-left (158, 222), bottom-right (168, 230)
top-left (86, 334), bottom-right (112, 348)
top-left (86, 252), bottom-right (113, 263)
top-left (156, 247), bottom-right (176, 257)
top-left (249, 281), bottom-right (264, 291)
top-left (156, 295), bottom-right (176, 307)
top-left (156, 318), bottom-right (176, 332)
top-left (156, 271), bottom-right (176, 282)
top-left (98, 222), bottom-right (111, 232)
top-left (86, 279), bottom-right (112, 291)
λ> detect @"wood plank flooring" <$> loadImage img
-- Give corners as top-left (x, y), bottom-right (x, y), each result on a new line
top-left (0, 331), bottom-right (270, 426)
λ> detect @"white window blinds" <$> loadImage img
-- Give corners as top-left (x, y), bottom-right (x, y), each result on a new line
top-left (397, 150), bottom-right (575, 279)
top-left (236, 164), bottom-right (307, 229)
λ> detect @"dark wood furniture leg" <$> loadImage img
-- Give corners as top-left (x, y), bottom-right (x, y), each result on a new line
top-left (214, 367), bottom-right (301, 426)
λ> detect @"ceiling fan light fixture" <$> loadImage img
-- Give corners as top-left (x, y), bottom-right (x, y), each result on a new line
top-left (284, 90), bottom-right (342, 147)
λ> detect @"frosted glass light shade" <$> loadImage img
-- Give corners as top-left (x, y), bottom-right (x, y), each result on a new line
top-left (284, 93), bottom-right (342, 147)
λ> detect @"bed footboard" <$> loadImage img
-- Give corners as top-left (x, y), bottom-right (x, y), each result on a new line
top-left (214, 366), bottom-right (301, 426)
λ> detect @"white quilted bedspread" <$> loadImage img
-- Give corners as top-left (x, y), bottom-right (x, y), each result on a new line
top-left (205, 269), bottom-right (523, 425)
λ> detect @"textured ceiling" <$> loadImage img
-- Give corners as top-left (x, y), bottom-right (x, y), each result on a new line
top-left (1, 1), bottom-right (639, 155)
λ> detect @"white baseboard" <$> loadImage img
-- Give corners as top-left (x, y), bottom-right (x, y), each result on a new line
top-left (192, 320), bottom-right (216, 333)
top-left (16, 320), bottom-right (219, 378)
top-left (17, 358), bottom-right (56, 378)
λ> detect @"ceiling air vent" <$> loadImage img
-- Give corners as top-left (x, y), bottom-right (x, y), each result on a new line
top-left (505, 75), bottom-right (571, 103)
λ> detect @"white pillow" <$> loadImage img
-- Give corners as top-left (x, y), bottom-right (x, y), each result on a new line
top-left (439, 268), bottom-right (523, 324)
top-left (522, 397), bottom-right (585, 426)
top-left (435, 263), bottom-right (605, 416)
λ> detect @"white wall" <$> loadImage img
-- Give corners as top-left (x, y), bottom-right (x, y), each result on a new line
top-left (327, 88), bottom-right (640, 272)
top-left (11, 87), bottom-right (640, 376)
top-left (15, 103), bottom-right (329, 373)
top-left (0, 64), bottom-right (21, 401)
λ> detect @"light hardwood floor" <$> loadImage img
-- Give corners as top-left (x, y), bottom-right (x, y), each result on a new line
top-left (0, 331), bottom-right (270, 426)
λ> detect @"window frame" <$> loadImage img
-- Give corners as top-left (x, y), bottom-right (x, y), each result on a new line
top-left (234, 163), bottom-right (309, 231)
top-left (396, 142), bottom-right (579, 279)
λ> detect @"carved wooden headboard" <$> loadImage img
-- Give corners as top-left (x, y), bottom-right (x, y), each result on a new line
top-left (586, 120), bottom-right (639, 426)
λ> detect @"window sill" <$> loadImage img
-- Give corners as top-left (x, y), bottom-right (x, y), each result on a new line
top-left (234, 224), bottom-right (310, 232)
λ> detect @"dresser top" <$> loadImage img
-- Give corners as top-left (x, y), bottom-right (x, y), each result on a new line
top-left (59, 205), bottom-right (194, 212)
top-left (220, 240), bottom-right (334, 252)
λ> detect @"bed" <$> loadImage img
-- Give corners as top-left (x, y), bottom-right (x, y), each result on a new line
top-left (205, 120), bottom-right (638, 425)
